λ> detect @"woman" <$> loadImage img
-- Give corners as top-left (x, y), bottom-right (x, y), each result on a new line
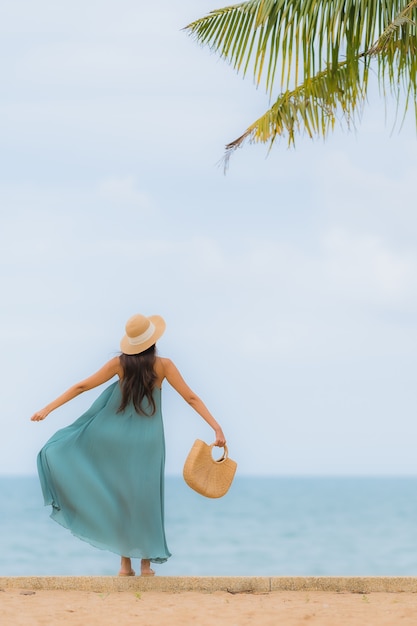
top-left (31, 313), bottom-right (226, 576)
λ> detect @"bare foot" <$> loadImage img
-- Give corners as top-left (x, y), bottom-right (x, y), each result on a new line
top-left (141, 559), bottom-right (155, 576)
top-left (119, 556), bottom-right (135, 576)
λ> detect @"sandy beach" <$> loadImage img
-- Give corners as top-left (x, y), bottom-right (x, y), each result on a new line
top-left (3, 588), bottom-right (417, 626)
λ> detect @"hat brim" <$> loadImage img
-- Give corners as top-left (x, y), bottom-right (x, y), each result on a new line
top-left (120, 315), bottom-right (166, 355)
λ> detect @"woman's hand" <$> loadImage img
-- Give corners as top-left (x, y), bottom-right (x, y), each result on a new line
top-left (214, 428), bottom-right (226, 447)
top-left (31, 409), bottom-right (49, 422)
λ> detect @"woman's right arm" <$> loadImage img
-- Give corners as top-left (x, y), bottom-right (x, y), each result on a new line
top-left (161, 358), bottom-right (226, 447)
top-left (30, 357), bottom-right (122, 422)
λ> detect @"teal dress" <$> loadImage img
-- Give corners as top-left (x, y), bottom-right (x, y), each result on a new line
top-left (37, 381), bottom-right (171, 563)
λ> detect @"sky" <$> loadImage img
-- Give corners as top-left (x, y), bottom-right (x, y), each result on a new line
top-left (1, 0), bottom-right (417, 477)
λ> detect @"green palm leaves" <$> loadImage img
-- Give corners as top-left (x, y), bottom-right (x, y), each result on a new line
top-left (185, 0), bottom-right (417, 166)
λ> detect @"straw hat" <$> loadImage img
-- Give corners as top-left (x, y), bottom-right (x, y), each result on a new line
top-left (120, 314), bottom-right (166, 355)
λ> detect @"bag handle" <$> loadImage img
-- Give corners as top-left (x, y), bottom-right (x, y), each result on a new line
top-left (210, 443), bottom-right (229, 462)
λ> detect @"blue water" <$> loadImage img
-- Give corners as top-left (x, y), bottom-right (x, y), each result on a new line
top-left (1, 476), bottom-right (417, 576)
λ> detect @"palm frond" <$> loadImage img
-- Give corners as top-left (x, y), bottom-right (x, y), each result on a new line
top-left (368, 0), bottom-right (417, 54)
top-left (185, 0), bottom-right (417, 164)
top-left (222, 58), bottom-right (367, 170)
top-left (184, 0), bottom-right (415, 94)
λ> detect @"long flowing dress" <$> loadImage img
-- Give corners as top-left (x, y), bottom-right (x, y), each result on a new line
top-left (37, 381), bottom-right (171, 563)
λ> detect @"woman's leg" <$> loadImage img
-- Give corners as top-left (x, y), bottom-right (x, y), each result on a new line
top-left (140, 559), bottom-right (155, 576)
top-left (119, 556), bottom-right (135, 576)
top-left (119, 556), bottom-right (155, 576)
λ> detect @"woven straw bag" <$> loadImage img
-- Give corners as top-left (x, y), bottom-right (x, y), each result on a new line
top-left (183, 439), bottom-right (237, 498)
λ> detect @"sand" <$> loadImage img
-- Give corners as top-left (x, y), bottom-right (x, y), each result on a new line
top-left (2, 588), bottom-right (417, 626)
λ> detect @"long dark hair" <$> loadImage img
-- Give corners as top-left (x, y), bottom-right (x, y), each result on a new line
top-left (118, 344), bottom-right (157, 415)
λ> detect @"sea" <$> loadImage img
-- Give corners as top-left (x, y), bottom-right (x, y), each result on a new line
top-left (2, 476), bottom-right (417, 577)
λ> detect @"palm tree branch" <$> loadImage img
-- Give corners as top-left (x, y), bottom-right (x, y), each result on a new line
top-left (185, 1), bottom-right (417, 168)
top-left (184, 0), bottom-right (417, 96)
top-left (222, 58), bottom-right (366, 170)
top-left (368, 0), bottom-right (417, 54)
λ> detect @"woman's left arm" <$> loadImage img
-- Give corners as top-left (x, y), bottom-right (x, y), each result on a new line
top-left (30, 357), bottom-right (121, 422)
top-left (161, 358), bottom-right (226, 446)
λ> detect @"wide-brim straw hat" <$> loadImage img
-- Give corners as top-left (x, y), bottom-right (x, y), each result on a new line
top-left (120, 314), bottom-right (166, 355)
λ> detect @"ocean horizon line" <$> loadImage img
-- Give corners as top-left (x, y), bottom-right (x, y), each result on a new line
top-left (3, 473), bottom-right (417, 479)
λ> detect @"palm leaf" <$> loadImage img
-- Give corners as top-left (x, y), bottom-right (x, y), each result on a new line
top-left (185, 0), bottom-right (415, 93)
top-left (222, 57), bottom-right (367, 169)
top-left (185, 0), bottom-right (417, 161)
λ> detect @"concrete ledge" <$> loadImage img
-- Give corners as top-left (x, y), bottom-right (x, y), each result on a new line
top-left (1, 577), bottom-right (417, 593)
top-left (271, 577), bottom-right (417, 593)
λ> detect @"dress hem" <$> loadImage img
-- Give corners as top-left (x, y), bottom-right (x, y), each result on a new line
top-left (48, 505), bottom-right (171, 564)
